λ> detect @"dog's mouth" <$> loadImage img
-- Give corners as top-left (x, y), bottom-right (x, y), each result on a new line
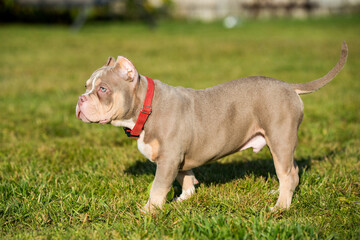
top-left (77, 110), bottom-right (91, 123)
top-left (77, 107), bottom-right (110, 124)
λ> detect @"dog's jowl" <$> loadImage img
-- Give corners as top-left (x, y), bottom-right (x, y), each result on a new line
top-left (76, 43), bottom-right (348, 213)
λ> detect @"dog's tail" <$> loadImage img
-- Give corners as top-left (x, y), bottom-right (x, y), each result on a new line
top-left (291, 41), bottom-right (348, 95)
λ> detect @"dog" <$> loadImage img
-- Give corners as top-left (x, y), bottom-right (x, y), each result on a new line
top-left (76, 42), bottom-right (347, 212)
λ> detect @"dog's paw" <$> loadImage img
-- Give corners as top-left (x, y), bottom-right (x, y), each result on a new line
top-left (270, 201), bottom-right (291, 212)
top-left (140, 205), bottom-right (156, 215)
top-left (174, 186), bottom-right (195, 202)
top-left (269, 205), bottom-right (287, 212)
top-left (140, 201), bottom-right (151, 214)
top-left (140, 200), bottom-right (163, 215)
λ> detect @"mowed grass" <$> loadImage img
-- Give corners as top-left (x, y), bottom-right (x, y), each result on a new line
top-left (0, 16), bottom-right (359, 239)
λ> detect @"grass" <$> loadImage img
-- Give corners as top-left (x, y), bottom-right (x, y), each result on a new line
top-left (1, 15), bottom-right (360, 239)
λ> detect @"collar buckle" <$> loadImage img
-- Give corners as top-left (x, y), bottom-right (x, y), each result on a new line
top-left (141, 105), bottom-right (152, 115)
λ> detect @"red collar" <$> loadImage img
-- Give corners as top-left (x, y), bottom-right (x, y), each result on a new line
top-left (123, 76), bottom-right (155, 139)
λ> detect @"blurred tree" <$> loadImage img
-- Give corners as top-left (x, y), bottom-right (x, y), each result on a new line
top-left (0, 0), bottom-right (172, 28)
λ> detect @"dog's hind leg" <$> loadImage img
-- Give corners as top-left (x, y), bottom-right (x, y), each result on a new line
top-left (175, 170), bottom-right (199, 202)
top-left (265, 121), bottom-right (300, 210)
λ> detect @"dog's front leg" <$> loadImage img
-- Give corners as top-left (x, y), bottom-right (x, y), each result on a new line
top-left (143, 159), bottom-right (179, 213)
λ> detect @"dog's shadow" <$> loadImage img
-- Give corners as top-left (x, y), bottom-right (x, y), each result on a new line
top-left (124, 151), bottom-right (330, 185)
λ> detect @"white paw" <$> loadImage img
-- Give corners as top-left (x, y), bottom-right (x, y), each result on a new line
top-left (174, 186), bottom-right (195, 202)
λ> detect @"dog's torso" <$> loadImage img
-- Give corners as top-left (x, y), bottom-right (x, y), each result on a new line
top-left (139, 76), bottom-right (303, 170)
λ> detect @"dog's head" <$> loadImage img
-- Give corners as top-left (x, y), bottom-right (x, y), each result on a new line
top-left (76, 56), bottom-right (139, 124)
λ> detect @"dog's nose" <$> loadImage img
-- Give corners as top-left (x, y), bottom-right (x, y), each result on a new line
top-left (78, 95), bottom-right (87, 105)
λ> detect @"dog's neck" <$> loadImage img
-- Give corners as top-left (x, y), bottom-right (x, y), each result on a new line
top-left (110, 74), bottom-right (152, 128)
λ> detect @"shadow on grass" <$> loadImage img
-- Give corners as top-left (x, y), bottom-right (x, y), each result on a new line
top-left (123, 151), bottom-right (336, 186)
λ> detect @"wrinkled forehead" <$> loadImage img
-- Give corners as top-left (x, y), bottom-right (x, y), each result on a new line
top-left (84, 67), bottom-right (107, 95)
top-left (86, 67), bottom-right (105, 86)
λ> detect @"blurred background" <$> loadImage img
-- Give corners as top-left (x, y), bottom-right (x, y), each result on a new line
top-left (1, 0), bottom-right (360, 29)
top-left (1, 1), bottom-right (360, 238)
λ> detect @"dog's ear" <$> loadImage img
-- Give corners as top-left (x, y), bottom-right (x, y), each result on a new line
top-left (105, 56), bottom-right (116, 67)
top-left (114, 56), bottom-right (139, 83)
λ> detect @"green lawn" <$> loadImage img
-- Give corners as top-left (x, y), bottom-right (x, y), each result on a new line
top-left (1, 16), bottom-right (359, 239)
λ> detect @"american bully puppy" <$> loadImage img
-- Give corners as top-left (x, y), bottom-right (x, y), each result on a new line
top-left (76, 42), bottom-right (348, 212)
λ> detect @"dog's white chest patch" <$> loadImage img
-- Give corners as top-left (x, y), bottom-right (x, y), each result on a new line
top-left (240, 135), bottom-right (267, 153)
top-left (111, 119), bottom-right (135, 129)
top-left (137, 131), bottom-right (154, 162)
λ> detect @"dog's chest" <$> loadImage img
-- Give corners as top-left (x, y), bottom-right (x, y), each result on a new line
top-left (137, 131), bottom-right (159, 162)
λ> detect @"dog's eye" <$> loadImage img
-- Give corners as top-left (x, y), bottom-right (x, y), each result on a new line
top-left (99, 87), bottom-right (107, 93)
